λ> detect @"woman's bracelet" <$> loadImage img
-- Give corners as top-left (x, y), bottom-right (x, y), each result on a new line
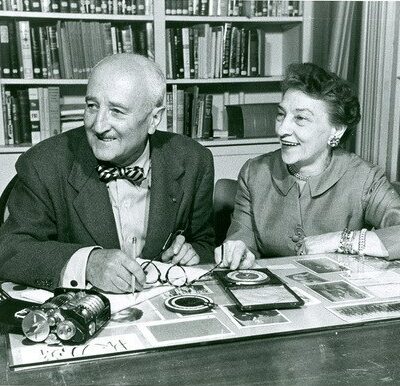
top-left (358, 228), bottom-right (368, 256)
top-left (337, 228), bottom-right (353, 254)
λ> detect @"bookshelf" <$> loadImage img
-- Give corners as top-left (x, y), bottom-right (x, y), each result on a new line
top-left (0, 0), bottom-right (314, 192)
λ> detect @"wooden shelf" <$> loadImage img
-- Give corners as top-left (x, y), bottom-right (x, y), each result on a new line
top-left (167, 76), bottom-right (283, 84)
top-left (0, 79), bottom-right (88, 85)
top-left (165, 16), bottom-right (303, 23)
top-left (0, 10), bottom-right (153, 21)
top-left (0, 145), bottom-right (30, 154)
top-left (2, 77), bottom-right (283, 86)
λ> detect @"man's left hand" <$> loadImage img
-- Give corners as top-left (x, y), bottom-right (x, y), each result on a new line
top-left (161, 235), bottom-right (200, 265)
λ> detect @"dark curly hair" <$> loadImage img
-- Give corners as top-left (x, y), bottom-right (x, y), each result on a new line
top-left (282, 63), bottom-right (361, 137)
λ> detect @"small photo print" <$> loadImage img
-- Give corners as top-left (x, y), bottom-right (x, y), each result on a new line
top-left (329, 300), bottom-right (400, 323)
top-left (221, 305), bottom-right (289, 328)
top-left (286, 271), bottom-right (327, 285)
top-left (161, 284), bottom-right (213, 299)
top-left (290, 287), bottom-right (321, 306)
top-left (307, 281), bottom-right (372, 303)
top-left (296, 257), bottom-right (348, 274)
top-left (138, 316), bottom-right (233, 345)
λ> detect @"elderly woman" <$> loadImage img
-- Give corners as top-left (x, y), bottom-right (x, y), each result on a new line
top-left (216, 63), bottom-right (400, 269)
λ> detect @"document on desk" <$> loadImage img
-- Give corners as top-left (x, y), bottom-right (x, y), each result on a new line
top-left (0, 261), bottom-right (208, 314)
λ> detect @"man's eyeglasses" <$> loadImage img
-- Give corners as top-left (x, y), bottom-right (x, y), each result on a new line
top-left (140, 260), bottom-right (222, 288)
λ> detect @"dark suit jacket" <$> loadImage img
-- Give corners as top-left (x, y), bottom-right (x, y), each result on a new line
top-left (0, 128), bottom-right (215, 289)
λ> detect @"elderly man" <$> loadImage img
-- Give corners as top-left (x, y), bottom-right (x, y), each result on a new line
top-left (0, 54), bottom-right (215, 293)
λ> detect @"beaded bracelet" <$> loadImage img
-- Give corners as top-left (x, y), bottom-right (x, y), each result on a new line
top-left (343, 230), bottom-right (356, 254)
top-left (358, 228), bottom-right (368, 256)
top-left (337, 228), bottom-right (351, 253)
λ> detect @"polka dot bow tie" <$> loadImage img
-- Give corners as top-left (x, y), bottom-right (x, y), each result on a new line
top-left (96, 164), bottom-right (145, 184)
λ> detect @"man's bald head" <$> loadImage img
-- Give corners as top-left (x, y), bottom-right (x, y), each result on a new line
top-left (89, 54), bottom-right (166, 111)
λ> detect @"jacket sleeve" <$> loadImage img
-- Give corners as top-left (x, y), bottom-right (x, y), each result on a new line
top-left (0, 153), bottom-right (86, 290)
top-left (225, 160), bottom-right (260, 258)
top-left (186, 148), bottom-right (215, 263)
top-left (363, 167), bottom-right (400, 260)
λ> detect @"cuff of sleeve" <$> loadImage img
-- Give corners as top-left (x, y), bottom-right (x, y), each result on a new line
top-left (59, 246), bottom-right (102, 289)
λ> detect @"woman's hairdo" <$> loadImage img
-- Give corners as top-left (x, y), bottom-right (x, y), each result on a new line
top-left (282, 63), bottom-right (361, 130)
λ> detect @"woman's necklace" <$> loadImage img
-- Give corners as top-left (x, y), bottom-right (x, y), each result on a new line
top-left (287, 164), bottom-right (310, 181)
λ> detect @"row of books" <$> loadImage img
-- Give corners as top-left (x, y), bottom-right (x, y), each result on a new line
top-left (166, 85), bottom-right (213, 139)
top-left (1, 86), bottom-right (61, 146)
top-left (166, 24), bottom-right (275, 79)
top-left (165, 0), bottom-right (303, 17)
top-left (0, 20), bottom-right (154, 79)
top-left (0, 0), bottom-right (152, 15)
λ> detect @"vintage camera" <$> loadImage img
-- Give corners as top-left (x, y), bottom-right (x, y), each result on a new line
top-left (20, 288), bottom-right (110, 344)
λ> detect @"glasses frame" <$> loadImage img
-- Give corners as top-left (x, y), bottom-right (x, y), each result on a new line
top-left (140, 261), bottom-right (222, 288)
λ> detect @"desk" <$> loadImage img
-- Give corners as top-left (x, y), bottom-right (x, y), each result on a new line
top-left (2, 321), bottom-right (400, 385)
top-left (2, 254), bottom-right (400, 385)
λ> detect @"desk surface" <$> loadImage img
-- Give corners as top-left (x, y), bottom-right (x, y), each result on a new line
top-left (2, 254), bottom-right (400, 385)
top-left (2, 321), bottom-right (400, 385)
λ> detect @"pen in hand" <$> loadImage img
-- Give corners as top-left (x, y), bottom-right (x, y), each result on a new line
top-left (130, 237), bottom-right (137, 294)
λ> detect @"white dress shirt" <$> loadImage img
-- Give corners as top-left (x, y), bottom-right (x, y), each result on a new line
top-left (60, 142), bottom-right (151, 288)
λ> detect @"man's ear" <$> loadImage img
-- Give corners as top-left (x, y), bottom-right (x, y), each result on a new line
top-left (147, 106), bottom-right (166, 135)
top-left (331, 125), bottom-right (347, 140)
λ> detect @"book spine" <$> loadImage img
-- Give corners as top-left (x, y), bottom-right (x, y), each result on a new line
top-left (166, 91), bottom-right (173, 132)
top-left (4, 90), bottom-right (14, 144)
top-left (174, 28), bottom-right (184, 79)
top-left (136, 0), bottom-right (145, 15)
top-left (145, 22), bottom-right (154, 61)
top-left (120, 25), bottom-right (133, 53)
top-left (38, 26), bottom-right (48, 78)
top-left (28, 87), bottom-right (41, 145)
top-left (8, 22), bottom-right (20, 78)
top-left (222, 23), bottom-right (232, 78)
top-left (0, 22), bottom-right (11, 78)
top-left (47, 25), bottom-right (61, 78)
top-left (30, 25), bottom-right (42, 78)
top-left (40, 0), bottom-right (51, 12)
top-left (17, 21), bottom-right (34, 79)
top-left (176, 89), bottom-right (184, 135)
top-left (11, 94), bottom-right (21, 143)
top-left (17, 89), bottom-right (31, 143)
top-left (0, 86), bottom-right (7, 145)
top-left (202, 93), bottom-right (213, 138)
top-left (47, 86), bottom-right (60, 137)
top-left (181, 27), bottom-right (190, 79)
top-left (30, 0), bottom-right (42, 10)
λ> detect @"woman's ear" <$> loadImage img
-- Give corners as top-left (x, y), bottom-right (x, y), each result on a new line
top-left (332, 125), bottom-right (347, 140)
top-left (147, 106), bottom-right (166, 135)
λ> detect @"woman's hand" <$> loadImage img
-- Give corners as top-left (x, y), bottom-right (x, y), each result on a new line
top-left (299, 232), bottom-right (341, 255)
top-left (214, 240), bottom-right (256, 269)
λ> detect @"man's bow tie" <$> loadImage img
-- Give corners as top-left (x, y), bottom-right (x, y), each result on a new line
top-left (96, 164), bottom-right (145, 184)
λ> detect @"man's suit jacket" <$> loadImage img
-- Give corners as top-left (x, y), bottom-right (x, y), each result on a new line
top-left (0, 128), bottom-right (215, 290)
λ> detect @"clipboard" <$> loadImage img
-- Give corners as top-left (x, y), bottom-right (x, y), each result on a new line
top-left (214, 268), bottom-right (304, 311)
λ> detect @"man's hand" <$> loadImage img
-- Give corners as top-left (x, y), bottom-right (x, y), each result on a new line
top-left (161, 235), bottom-right (200, 266)
top-left (214, 240), bottom-right (255, 270)
top-left (87, 249), bottom-right (146, 293)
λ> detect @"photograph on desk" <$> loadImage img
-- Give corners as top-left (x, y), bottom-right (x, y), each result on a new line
top-left (328, 300), bottom-right (400, 323)
top-left (290, 287), bottom-right (321, 306)
top-left (220, 306), bottom-right (289, 328)
top-left (160, 283), bottom-right (213, 299)
top-left (307, 281), bottom-right (372, 303)
top-left (137, 315), bottom-right (234, 346)
top-left (286, 271), bottom-right (328, 285)
top-left (296, 257), bottom-right (349, 274)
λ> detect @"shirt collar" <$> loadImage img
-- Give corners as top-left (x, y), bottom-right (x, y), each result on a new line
top-left (128, 140), bottom-right (151, 178)
top-left (271, 148), bottom-right (351, 197)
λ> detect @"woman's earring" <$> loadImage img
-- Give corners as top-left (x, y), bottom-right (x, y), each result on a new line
top-left (328, 135), bottom-right (340, 148)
